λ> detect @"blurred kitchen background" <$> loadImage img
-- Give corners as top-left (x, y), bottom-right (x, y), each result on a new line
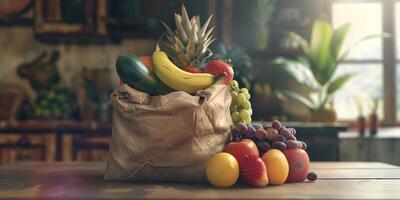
top-left (0, 0), bottom-right (399, 165)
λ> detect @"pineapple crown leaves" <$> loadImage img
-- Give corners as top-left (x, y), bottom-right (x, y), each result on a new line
top-left (160, 5), bottom-right (216, 67)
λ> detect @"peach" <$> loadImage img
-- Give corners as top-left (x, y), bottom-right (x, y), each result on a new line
top-left (262, 149), bottom-right (289, 185)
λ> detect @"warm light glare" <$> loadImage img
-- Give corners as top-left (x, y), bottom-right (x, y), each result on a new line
top-left (332, 2), bottom-right (383, 120)
top-left (395, 2), bottom-right (400, 120)
top-left (332, 3), bottom-right (382, 60)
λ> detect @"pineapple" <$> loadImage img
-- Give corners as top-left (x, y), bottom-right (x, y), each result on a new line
top-left (160, 5), bottom-right (215, 68)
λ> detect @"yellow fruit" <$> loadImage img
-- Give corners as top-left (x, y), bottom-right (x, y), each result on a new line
top-left (261, 149), bottom-right (289, 185)
top-left (205, 152), bottom-right (239, 187)
top-left (152, 45), bottom-right (220, 94)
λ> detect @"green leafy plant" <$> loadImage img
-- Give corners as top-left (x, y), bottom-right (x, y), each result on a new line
top-left (275, 19), bottom-right (386, 111)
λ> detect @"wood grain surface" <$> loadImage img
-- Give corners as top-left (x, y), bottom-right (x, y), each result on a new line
top-left (0, 162), bottom-right (399, 199)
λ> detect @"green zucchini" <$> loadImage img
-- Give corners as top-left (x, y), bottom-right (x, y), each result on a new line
top-left (116, 54), bottom-right (173, 96)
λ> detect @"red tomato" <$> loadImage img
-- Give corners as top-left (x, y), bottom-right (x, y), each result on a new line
top-left (283, 149), bottom-right (310, 182)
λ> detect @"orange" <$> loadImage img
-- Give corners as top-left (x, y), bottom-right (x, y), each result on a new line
top-left (205, 152), bottom-right (239, 187)
top-left (262, 149), bottom-right (289, 185)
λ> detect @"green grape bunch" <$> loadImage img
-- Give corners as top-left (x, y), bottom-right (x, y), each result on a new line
top-left (229, 80), bottom-right (252, 124)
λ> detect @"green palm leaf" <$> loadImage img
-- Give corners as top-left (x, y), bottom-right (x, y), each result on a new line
top-left (274, 58), bottom-right (318, 92)
top-left (290, 32), bottom-right (309, 54)
top-left (331, 22), bottom-right (351, 60)
top-left (309, 20), bottom-right (334, 85)
top-left (282, 90), bottom-right (316, 110)
top-left (327, 73), bottom-right (355, 95)
top-left (337, 33), bottom-right (390, 63)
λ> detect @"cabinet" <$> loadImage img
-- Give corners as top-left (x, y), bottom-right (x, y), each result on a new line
top-left (339, 129), bottom-right (400, 166)
top-left (0, 133), bottom-right (55, 165)
top-left (0, 120), bottom-right (111, 164)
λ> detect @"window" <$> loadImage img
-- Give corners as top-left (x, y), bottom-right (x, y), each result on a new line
top-left (332, 2), bottom-right (384, 120)
top-left (395, 2), bottom-right (400, 121)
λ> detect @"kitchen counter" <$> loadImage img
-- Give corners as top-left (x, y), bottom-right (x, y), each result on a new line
top-left (339, 128), bottom-right (400, 165)
top-left (0, 161), bottom-right (399, 199)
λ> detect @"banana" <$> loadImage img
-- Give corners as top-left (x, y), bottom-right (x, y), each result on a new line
top-left (152, 45), bottom-right (223, 94)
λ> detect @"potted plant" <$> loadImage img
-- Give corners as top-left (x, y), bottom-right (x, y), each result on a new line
top-left (275, 19), bottom-right (385, 122)
top-left (354, 95), bottom-right (366, 135)
top-left (369, 96), bottom-right (379, 135)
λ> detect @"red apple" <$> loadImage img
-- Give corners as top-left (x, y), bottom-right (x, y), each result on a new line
top-left (183, 66), bottom-right (201, 73)
top-left (224, 139), bottom-right (259, 164)
top-left (204, 59), bottom-right (234, 84)
top-left (283, 149), bottom-right (310, 182)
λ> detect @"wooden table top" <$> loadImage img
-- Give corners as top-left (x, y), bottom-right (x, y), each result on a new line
top-left (0, 162), bottom-right (399, 199)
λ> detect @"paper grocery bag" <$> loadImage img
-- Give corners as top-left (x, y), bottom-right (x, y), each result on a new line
top-left (104, 83), bottom-right (233, 182)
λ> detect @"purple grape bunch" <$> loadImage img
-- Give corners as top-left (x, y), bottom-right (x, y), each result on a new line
top-left (229, 120), bottom-right (308, 154)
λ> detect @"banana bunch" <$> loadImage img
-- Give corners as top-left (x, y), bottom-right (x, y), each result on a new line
top-left (152, 45), bottom-right (223, 94)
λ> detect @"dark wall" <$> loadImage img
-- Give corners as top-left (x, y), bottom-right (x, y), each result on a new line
top-left (231, 0), bottom-right (330, 50)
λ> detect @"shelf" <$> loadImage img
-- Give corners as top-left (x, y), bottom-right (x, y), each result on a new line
top-left (339, 127), bottom-right (400, 139)
top-left (0, 17), bottom-right (32, 26)
top-left (34, 34), bottom-right (115, 44)
top-left (0, 120), bottom-right (111, 135)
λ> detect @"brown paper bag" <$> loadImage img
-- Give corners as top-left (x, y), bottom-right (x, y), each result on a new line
top-left (104, 83), bottom-right (233, 182)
